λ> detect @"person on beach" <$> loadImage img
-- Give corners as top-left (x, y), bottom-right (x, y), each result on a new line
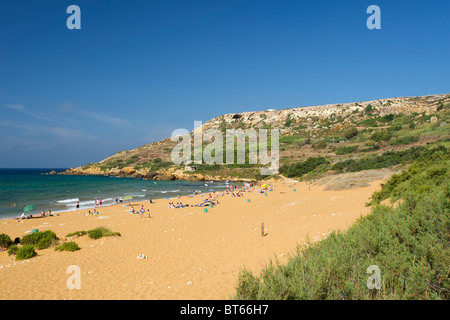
top-left (147, 209), bottom-right (151, 218)
top-left (76, 202), bottom-right (80, 209)
top-left (41, 210), bottom-right (45, 216)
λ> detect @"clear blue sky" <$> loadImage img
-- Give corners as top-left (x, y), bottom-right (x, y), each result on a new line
top-left (0, 0), bottom-right (449, 168)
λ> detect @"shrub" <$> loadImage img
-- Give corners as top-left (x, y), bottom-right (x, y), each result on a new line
top-left (8, 245), bottom-right (18, 256)
top-left (0, 234), bottom-right (12, 250)
top-left (370, 130), bottom-right (392, 142)
top-left (344, 127), bottom-right (358, 140)
top-left (280, 157), bottom-right (329, 178)
top-left (87, 227), bottom-right (120, 240)
top-left (390, 136), bottom-right (419, 145)
top-left (311, 140), bottom-right (327, 149)
top-left (331, 145), bottom-right (446, 173)
top-left (365, 104), bottom-right (373, 114)
top-left (388, 124), bottom-right (403, 132)
top-left (66, 231), bottom-right (88, 238)
top-left (21, 230), bottom-right (58, 250)
top-left (55, 241), bottom-right (80, 252)
top-left (16, 245), bottom-right (37, 260)
top-left (335, 145), bottom-right (358, 155)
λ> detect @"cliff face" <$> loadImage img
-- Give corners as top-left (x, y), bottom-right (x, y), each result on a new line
top-left (201, 94), bottom-right (447, 133)
top-left (57, 93), bottom-right (450, 180)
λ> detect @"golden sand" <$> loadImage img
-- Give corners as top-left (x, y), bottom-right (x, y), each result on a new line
top-left (0, 180), bottom-right (383, 300)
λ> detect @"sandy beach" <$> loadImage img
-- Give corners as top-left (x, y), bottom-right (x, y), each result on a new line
top-left (0, 179), bottom-right (385, 300)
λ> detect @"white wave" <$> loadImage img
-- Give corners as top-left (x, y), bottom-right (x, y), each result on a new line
top-left (77, 201), bottom-right (93, 206)
top-left (56, 198), bottom-right (79, 204)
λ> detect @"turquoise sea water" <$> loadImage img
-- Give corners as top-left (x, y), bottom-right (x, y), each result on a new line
top-left (0, 169), bottom-right (232, 219)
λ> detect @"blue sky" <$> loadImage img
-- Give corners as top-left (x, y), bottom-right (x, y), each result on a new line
top-left (0, 0), bottom-right (449, 168)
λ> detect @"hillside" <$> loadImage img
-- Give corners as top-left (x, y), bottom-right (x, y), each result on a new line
top-left (57, 93), bottom-right (450, 181)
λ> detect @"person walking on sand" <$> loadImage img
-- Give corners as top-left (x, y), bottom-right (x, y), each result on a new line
top-left (147, 209), bottom-right (151, 218)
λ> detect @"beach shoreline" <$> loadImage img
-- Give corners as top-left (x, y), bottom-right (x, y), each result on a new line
top-left (0, 179), bottom-right (385, 300)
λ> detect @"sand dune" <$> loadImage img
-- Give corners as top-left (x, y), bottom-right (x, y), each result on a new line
top-left (0, 179), bottom-right (384, 300)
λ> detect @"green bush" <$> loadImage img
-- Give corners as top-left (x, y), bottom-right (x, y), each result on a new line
top-left (388, 124), bottom-right (403, 132)
top-left (234, 167), bottom-right (450, 299)
top-left (55, 241), bottom-right (80, 252)
top-left (344, 127), bottom-right (358, 140)
top-left (390, 135), bottom-right (419, 145)
top-left (335, 145), bottom-right (358, 155)
top-left (0, 234), bottom-right (12, 250)
top-left (280, 157), bottom-right (329, 178)
top-left (16, 245), bottom-right (37, 260)
top-left (311, 140), bottom-right (327, 149)
top-left (370, 148), bottom-right (450, 205)
top-left (66, 231), bottom-right (88, 238)
top-left (21, 230), bottom-right (58, 250)
top-left (87, 227), bottom-right (120, 240)
top-left (8, 244), bottom-right (18, 256)
top-left (370, 130), bottom-right (392, 142)
top-left (331, 145), bottom-right (444, 173)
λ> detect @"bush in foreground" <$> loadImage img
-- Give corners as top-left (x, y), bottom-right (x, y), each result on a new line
top-left (21, 230), bottom-right (58, 250)
top-left (235, 184), bottom-right (449, 300)
top-left (234, 149), bottom-right (450, 300)
top-left (87, 227), bottom-right (121, 240)
top-left (55, 241), bottom-right (80, 252)
top-left (16, 245), bottom-right (37, 260)
top-left (0, 234), bottom-right (13, 250)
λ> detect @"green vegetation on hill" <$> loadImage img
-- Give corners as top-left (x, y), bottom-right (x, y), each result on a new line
top-left (73, 94), bottom-right (450, 182)
top-left (234, 150), bottom-right (450, 300)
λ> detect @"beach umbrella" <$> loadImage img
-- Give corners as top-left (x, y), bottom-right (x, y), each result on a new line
top-left (262, 184), bottom-right (267, 188)
top-left (23, 204), bottom-right (35, 213)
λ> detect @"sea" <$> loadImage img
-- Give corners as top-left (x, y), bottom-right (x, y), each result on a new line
top-left (0, 168), bottom-right (234, 220)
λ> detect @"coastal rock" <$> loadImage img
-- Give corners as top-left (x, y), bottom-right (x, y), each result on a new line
top-left (186, 174), bottom-right (206, 181)
top-left (119, 167), bottom-right (136, 176)
top-left (154, 173), bottom-right (175, 181)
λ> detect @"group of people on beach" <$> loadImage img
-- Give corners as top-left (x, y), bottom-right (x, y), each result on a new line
top-left (128, 205), bottom-right (151, 218)
top-left (84, 209), bottom-right (100, 216)
top-left (168, 202), bottom-right (192, 208)
top-left (13, 209), bottom-right (54, 221)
